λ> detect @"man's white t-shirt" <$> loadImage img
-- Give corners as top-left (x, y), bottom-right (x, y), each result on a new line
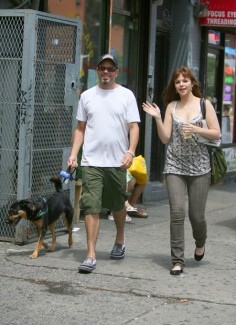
top-left (76, 85), bottom-right (140, 167)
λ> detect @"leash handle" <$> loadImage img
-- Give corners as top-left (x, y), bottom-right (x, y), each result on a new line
top-left (67, 166), bottom-right (78, 181)
top-left (60, 166), bottom-right (78, 183)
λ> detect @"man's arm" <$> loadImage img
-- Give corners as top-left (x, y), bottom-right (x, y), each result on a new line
top-left (128, 122), bottom-right (139, 155)
top-left (67, 121), bottom-right (86, 167)
top-left (121, 122), bottom-right (139, 169)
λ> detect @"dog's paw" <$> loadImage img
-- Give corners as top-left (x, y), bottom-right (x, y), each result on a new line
top-left (29, 252), bottom-right (38, 259)
top-left (68, 237), bottom-right (73, 247)
top-left (47, 246), bottom-right (55, 252)
top-left (43, 242), bottom-right (49, 249)
top-left (68, 240), bottom-right (73, 247)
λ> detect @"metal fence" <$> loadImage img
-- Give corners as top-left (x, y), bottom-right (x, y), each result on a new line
top-left (0, 10), bottom-right (81, 243)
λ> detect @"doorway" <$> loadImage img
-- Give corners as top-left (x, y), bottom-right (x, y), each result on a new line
top-left (150, 32), bottom-right (170, 182)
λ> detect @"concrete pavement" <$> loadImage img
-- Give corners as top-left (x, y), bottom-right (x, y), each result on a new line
top-left (0, 182), bottom-right (236, 325)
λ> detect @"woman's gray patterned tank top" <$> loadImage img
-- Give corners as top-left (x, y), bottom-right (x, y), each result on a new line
top-left (163, 101), bottom-right (211, 176)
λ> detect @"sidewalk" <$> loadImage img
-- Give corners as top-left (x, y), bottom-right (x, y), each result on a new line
top-left (0, 182), bottom-right (236, 325)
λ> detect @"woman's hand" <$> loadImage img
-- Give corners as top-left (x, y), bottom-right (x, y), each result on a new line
top-left (182, 123), bottom-right (203, 134)
top-left (142, 101), bottom-right (161, 119)
top-left (143, 100), bottom-right (171, 144)
top-left (181, 123), bottom-right (194, 133)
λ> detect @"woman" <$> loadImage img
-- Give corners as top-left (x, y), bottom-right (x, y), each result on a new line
top-left (142, 66), bottom-right (220, 275)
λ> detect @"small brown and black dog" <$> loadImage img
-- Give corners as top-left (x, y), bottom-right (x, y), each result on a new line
top-left (7, 176), bottom-right (73, 259)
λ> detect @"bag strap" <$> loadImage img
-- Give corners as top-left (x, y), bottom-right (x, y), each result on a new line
top-left (200, 98), bottom-right (206, 119)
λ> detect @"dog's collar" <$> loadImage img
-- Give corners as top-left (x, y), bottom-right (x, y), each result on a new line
top-left (36, 206), bottom-right (48, 219)
top-left (28, 197), bottom-right (48, 221)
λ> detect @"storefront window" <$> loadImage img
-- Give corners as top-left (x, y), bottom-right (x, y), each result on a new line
top-left (47, 0), bottom-right (140, 94)
top-left (156, 0), bottom-right (172, 31)
top-left (206, 52), bottom-right (218, 104)
top-left (110, 1), bottom-right (139, 92)
top-left (222, 34), bottom-right (236, 144)
top-left (208, 30), bottom-right (221, 46)
top-left (110, 14), bottom-right (130, 87)
top-left (47, 0), bottom-right (104, 92)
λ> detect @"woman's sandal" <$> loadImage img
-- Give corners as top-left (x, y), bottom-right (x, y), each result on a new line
top-left (170, 263), bottom-right (183, 276)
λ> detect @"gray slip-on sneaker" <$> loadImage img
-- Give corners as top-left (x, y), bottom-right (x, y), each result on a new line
top-left (78, 257), bottom-right (96, 273)
top-left (110, 243), bottom-right (125, 259)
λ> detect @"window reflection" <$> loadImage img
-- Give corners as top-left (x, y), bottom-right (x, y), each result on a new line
top-left (222, 35), bottom-right (236, 143)
top-left (47, 0), bottom-right (139, 93)
top-left (110, 3), bottom-right (139, 93)
top-left (48, 0), bottom-right (102, 92)
top-left (206, 53), bottom-right (217, 102)
top-left (110, 14), bottom-right (129, 87)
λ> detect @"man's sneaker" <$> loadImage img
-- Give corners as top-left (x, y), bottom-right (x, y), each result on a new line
top-left (78, 257), bottom-right (96, 273)
top-left (110, 243), bottom-right (125, 259)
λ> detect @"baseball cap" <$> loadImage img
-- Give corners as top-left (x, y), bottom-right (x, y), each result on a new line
top-left (97, 54), bottom-right (118, 68)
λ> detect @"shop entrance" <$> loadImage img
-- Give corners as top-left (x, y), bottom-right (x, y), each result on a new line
top-left (207, 33), bottom-right (236, 145)
top-left (150, 32), bottom-right (169, 182)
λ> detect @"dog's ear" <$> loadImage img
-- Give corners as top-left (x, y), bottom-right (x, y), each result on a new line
top-left (20, 199), bottom-right (32, 207)
top-left (50, 175), bottom-right (60, 183)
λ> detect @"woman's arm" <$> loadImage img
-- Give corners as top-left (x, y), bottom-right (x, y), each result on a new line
top-left (142, 101), bottom-right (173, 144)
top-left (181, 99), bottom-right (221, 140)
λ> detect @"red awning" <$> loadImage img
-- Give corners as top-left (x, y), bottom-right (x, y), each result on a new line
top-left (199, 0), bottom-right (236, 27)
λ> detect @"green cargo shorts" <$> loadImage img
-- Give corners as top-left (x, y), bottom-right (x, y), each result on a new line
top-left (80, 166), bottom-right (127, 215)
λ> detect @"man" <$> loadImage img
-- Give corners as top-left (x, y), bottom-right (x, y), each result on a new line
top-left (67, 54), bottom-right (140, 273)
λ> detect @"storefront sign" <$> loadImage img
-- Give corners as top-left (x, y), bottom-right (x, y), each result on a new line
top-left (199, 0), bottom-right (236, 27)
top-left (208, 30), bottom-right (220, 45)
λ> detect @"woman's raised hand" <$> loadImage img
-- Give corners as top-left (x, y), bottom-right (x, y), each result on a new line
top-left (142, 101), bottom-right (161, 119)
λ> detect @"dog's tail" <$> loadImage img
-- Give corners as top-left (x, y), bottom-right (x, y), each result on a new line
top-left (50, 175), bottom-right (63, 192)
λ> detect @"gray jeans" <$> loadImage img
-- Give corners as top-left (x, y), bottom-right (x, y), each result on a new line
top-left (165, 173), bottom-right (211, 266)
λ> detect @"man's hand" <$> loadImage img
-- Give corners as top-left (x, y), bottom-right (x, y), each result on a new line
top-left (67, 156), bottom-right (78, 168)
top-left (120, 152), bottom-right (133, 169)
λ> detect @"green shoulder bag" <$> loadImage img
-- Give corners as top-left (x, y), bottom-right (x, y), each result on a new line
top-left (200, 99), bottom-right (227, 185)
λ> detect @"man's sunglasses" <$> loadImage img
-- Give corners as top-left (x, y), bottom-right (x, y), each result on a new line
top-left (97, 66), bottom-right (117, 72)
